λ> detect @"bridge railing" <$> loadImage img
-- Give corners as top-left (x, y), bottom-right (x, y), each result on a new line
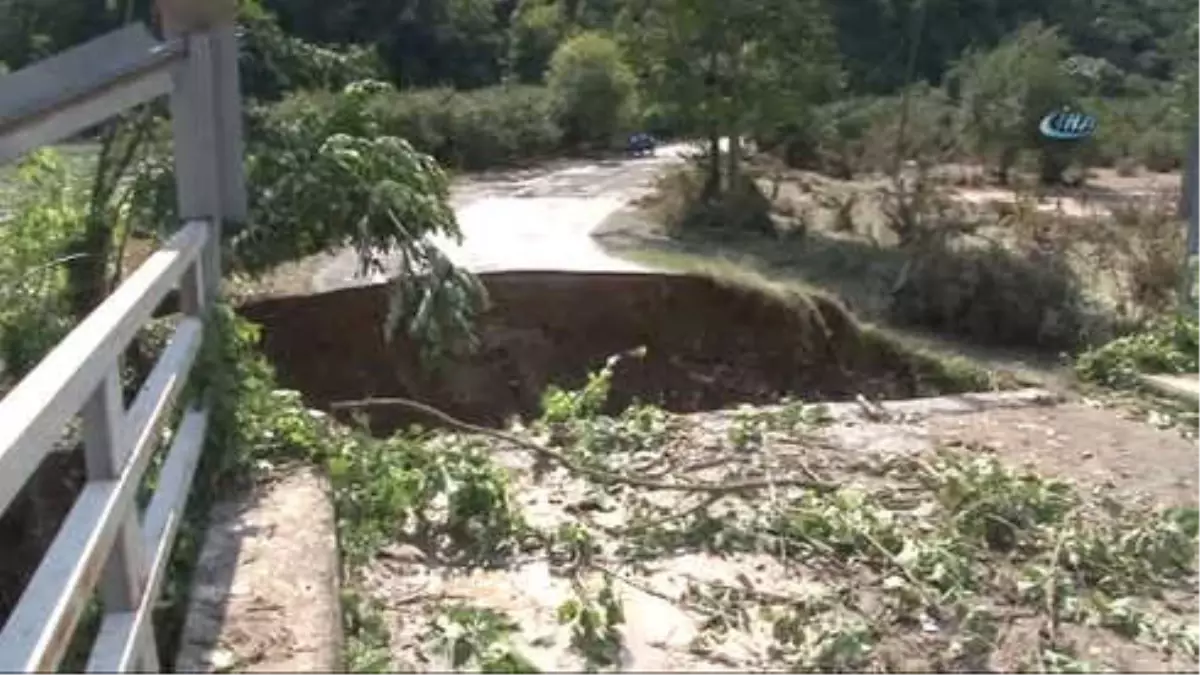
top-left (0, 11), bottom-right (244, 673)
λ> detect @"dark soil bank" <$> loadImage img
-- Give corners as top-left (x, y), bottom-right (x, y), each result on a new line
top-left (238, 271), bottom-right (983, 434)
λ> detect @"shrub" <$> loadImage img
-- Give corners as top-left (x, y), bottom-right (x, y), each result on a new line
top-left (949, 22), bottom-right (1080, 185)
top-left (1076, 314), bottom-right (1199, 388)
top-left (651, 167), bottom-right (775, 238)
top-left (765, 85), bottom-right (956, 179)
top-left (238, 9), bottom-right (385, 102)
top-left (1139, 129), bottom-right (1185, 173)
top-left (546, 32), bottom-right (638, 148)
top-left (507, 0), bottom-right (567, 83)
top-left (272, 84), bottom-right (564, 171)
top-left (888, 231), bottom-right (1093, 350)
top-left (0, 149), bottom-right (85, 377)
top-left (1109, 195), bottom-right (1188, 318)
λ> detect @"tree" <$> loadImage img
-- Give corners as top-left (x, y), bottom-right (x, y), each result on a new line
top-left (546, 31), bottom-right (638, 147)
top-left (620, 0), bottom-right (841, 198)
top-left (949, 22), bottom-right (1079, 184)
top-left (238, 4), bottom-right (385, 101)
top-left (506, 0), bottom-right (567, 83)
top-left (261, 0), bottom-right (508, 89)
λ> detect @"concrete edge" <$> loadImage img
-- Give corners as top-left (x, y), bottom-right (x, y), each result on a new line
top-left (1138, 373), bottom-right (1200, 406)
top-left (174, 463), bottom-right (343, 673)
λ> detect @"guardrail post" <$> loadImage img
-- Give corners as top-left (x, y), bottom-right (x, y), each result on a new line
top-left (164, 0), bottom-right (245, 303)
top-left (81, 369), bottom-right (159, 672)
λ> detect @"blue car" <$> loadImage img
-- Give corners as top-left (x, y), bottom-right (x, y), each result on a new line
top-left (627, 132), bottom-right (657, 157)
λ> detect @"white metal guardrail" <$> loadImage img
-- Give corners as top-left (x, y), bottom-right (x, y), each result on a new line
top-left (0, 7), bottom-right (245, 672)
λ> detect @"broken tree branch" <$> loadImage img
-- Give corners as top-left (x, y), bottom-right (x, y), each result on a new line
top-left (329, 396), bottom-right (837, 495)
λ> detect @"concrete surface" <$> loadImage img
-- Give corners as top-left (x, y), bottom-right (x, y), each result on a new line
top-left (175, 465), bottom-right (342, 673)
top-left (1139, 373), bottom-right (1200, 405)
top-left (313, 143), bottom-right (695, 291)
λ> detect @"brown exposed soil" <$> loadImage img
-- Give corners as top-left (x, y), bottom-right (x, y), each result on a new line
top-left (237, 271), bottom-right (986, 434)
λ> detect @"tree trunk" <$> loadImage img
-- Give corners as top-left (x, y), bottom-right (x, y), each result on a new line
top-left (65, 215), bottom-right (113, 318)
top-left (997, 148), bottom-right (1016, 186)
top-left (705, 131), bottom-right (722, 200)
top-left (703, 47), bottom-right (722, 201)
top-left (726, 135), bottom-right (741, 189)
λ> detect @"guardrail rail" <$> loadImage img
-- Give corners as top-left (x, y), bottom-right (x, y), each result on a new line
top-left (0, 13), bottom-right (245, 673)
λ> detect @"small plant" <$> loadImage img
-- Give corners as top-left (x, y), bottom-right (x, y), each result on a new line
top-left (772, 604), bottom-right (875, 672)
top-left (1076, 314), bottom-right (1199, 388)
top-left (343, 590), bottom-right (394, 673)
top-left (429, 605), bottom-right (540, 674)
top-left (557, 577), bottom-right (626, 672)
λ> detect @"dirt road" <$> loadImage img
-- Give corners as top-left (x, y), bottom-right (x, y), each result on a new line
top-left (312, 143), bottom-right (693, 291)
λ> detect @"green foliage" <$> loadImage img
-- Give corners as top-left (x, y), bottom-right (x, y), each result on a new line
top-left (430, 605), bottom-right (541, 673)
top-left (507, 0), bottom-right (568, 83)
top-left (1083, 89), bottom-right (1191, 171)
top-left (239, 84), bottom-right (460, 269)
top-left (888, 233), bottom-right (1094, 350)
top-left (531, 359), bottom-right (1197, 671)
top-left (272, 84), bottom-right (565, 172)
top-left (0, 149), bottom-right (86, 376)
top-left (128, 84), bottom-right (487, 361)
top-left (260, 0), bottom-right (507, 89)
top-left (546, 31), bottom-right (638, 146)
top-left (189, 306), bottom-right (531, 671)
top-left (1075, 315), bottom-right (1199, 388)
top-left (380, 86), bottom-right (564, 170)
top-left (622, 0), bottom-right (841, 144)
top-left (949, 22), bottom-right (1080, 184)
top-left (539, 350), bottom-right (626, 424)
top-left (772, 83), bottom-right (956, 177)
top-left (342, 590), bottom-right (393, 673)
top-left (556, 577), bottom-right (625, 671)
top-left (238, 6), bottom-right (385, 102)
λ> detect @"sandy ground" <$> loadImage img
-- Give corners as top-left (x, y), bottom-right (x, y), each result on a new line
top-left (311, 144), bottom-right (695, 292)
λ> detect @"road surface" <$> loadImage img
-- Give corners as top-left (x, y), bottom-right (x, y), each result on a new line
top-left (312, 143), bottom-right (693, 291)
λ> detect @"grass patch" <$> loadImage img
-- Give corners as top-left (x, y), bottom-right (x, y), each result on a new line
top-left (608, 243), bottom-right (1020, 394)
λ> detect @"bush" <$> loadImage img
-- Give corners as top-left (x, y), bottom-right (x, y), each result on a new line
top-left (546, 32), bottom-right (638, 148)
top-left (238, 9), bottom-right (385, 102)
top-left (1138, 130), bottom-right (1185, 173)
top-left (272, 84), bottom-right (564, 171)
top-left (0, 150), bottom-right (85, 377)
top-left (949, 22), bottom-right (1080, 185)
top-left (1109, 196), bottom-right (1188, 318)
top-left (889, 233), bottom-right (1093, 350)
top-left (765, 85), bottom-right (956, 179)
top-left (652, 167), bottom-right (775, 238)
top-left (1076, 315), bottom-right (1199, 388)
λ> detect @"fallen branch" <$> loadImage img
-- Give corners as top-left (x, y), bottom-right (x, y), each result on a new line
top-left (330, 396), bottom-right (837, 494)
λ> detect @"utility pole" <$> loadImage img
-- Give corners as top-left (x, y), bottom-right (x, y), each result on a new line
top-left (891, 0), bottom-right (927, 181)
top-left (1182, 126), bottom-right (1198, 317)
